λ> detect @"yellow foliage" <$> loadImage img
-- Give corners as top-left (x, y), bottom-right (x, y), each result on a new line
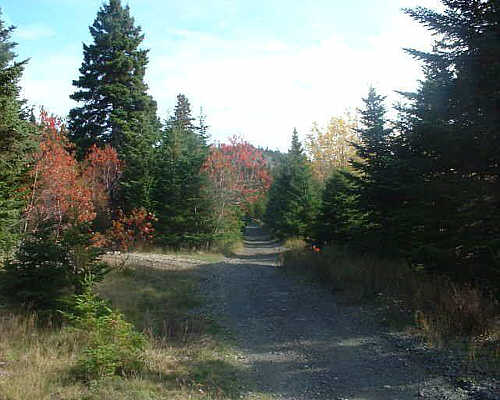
top-left (305, 114), bottom-right (359, 182)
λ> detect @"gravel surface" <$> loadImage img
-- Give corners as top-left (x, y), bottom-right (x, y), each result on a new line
top-left (110, 224), bottom-right (498, 399)
top-left (197, 224), bottom-right (499, 400)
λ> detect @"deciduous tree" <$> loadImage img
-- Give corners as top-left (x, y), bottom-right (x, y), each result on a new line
top-left (305, 115), bottom-right (358, 182)
top-left (204, 136), bottom-right (272, 237)
top-left (25, 112), bottom-right (95, 237)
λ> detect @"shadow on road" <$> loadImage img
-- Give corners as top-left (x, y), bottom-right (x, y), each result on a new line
top-left (196, 223), bottom-right (438, 400)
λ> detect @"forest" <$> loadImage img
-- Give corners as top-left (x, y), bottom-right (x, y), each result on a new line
top-left (0, 0), bottom-right (498, 398)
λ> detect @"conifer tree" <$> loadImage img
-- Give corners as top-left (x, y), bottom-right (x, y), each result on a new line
top-left (348, 87), bottom-right (398, 248)
top-left (69, 0), bottom-right (160, 210)
top-left (153, 94), bottom-right (214, 248)
top-left (315, 169), bottom-right (361, 244)
top-left (395, 0), bottom-right (500, 274)
top-left (0, 11), bottom-right (36, 258)
top-left (265, 129), bottom-right (319, 238)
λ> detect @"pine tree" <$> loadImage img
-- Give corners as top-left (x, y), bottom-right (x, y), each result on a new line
top-left (68, 0), bottom-right (160, 210)
top-left (265, 129), bottom-right (319, 239)
top-left (0, 11), bottom-right (36, 258)
top-left (153, 94), bottom-right (214, 248)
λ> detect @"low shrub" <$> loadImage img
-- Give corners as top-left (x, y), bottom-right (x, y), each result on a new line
top-left (283, 237), bottom-right (307, 250)
top-left (0, 222), bottom-right (107, 311)
top-left (63, 279), bottom-right (146, 380)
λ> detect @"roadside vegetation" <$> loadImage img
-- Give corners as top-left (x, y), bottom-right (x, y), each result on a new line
top-left (264, 0), bottom-right (500, 362)
top-left (0, 257), bottom-right (250, 399)
top-left (282, 246), bottom-right (499, 358)
top-left (0, 0), bottom-right (498, 397)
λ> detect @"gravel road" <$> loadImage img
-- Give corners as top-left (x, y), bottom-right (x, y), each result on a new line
top-left (197, 224), bottom-right (499, 400)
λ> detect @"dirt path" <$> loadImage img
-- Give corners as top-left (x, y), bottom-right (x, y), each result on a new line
top-left (198, 224), bottom-right (497, 400)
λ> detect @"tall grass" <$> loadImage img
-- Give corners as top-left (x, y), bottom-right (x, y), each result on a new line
top-left (0, 260), bottom-right (249, 399)
top-left (283, 246), bottom-right (500, 352)
top-left (282, 237), bottom-right (308, 250)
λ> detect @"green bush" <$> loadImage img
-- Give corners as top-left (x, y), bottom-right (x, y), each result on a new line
top-left (63, 281), bottom-right (146, 380)
top-left (0, 222), bottom-right (108, 311)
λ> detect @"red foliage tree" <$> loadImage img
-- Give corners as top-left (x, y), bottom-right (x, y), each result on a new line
top-left (203, 136), bottom-right (272, 229)
top-left (82, 144), bottom-right (122, 225)
top-left (93, 208), bottom-right (156, 251)
top-left (25, 112), bottom-right (95, 236)
top-left (204, 136), bottom-right (272, 205)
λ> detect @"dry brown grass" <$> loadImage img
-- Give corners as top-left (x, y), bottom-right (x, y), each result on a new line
top-left (282, 237), bottom-right (308, 250)
top-left (0, 312), bottom-right (85, 399)
top-left (0, 260), bottom-right (253, 399)
top-left (283, 247), bottom-right (500, 356)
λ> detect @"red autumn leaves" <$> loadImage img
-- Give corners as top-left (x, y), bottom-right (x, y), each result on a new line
top-left (25, 116), bottom-right (271, 248)
top-left (25, 112), bottom-right (153, 250)
top-left (203, 135), bottom-right (272, 209)
top-left (25, 112), bottom-right (97, 234)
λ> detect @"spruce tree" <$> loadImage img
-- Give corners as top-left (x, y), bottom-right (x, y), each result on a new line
top-left (348, 87), bottom-right (399, 249)
top-left (265, 129), bottom-right (319, 238)
top-left (0, 10), bottom-right (15, 66)
top-left (153, 94), bottom-right (214, 248)
top-left (395, 0), bottom-right (500, 276)
top-left (69, 0), bottom-right (160, 210)
top-left (0, 12), bottom-right (36, 258)
top-left (316, 169), bottom-right (361, 245)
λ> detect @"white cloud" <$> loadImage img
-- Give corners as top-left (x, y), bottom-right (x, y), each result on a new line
top-left (18, 1), bottom-right (441, 152)
top-left (146, 9), bottom-right (436, 151)
top-left (16, 24), bottom-right (56, 40)
top-left (19, 50), bottom-right (81, 118)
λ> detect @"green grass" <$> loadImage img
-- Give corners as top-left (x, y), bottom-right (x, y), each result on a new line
top-left (0, 259), bottom-right (259, 400)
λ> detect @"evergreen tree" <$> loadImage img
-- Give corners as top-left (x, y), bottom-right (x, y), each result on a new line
top-left (315, 169), bottom-right (361, 245)
top-left (265, 129), bottom-right (319, 238)
top-left (153, 94), bottom-right (214, 248)
top-left (348, 87), bottom-right (399, 250)
top-left (353, 87), bottom-right (391, 169)
top-left (394, 0), bottom-right (500, 276)
top-left (0, 12), bottom-right (36, 258)
top-left (0, 10), bottom-right (15, 66)
top-left (68, 0), bottom-right (160, 210)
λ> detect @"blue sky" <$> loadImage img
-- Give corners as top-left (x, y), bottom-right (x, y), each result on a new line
top-left (3, 0), bottom-right (441, 150)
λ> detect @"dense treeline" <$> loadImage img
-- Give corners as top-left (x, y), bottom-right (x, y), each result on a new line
top-left (0, 0), bottom-right (498, 384)
top-left (0, 0), bottom-right (272, 317)
top-left (0, 0), bottom-right (498, 306)
top-left (266, 0), bottom-right (499, 289)
top-left (0, 0), bottom-right (274, 379)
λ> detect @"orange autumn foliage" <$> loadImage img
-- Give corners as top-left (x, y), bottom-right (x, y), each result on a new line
top-left (82, 144), bottom-right (122, 217)
top-left (93, 208), bottom-right (157, 251)
top-left (25, 111), bottom-right (156, 251)
top-left (203, 135), bottom-right (272, 208)
top-left (25, 112), bottom-right (95, 235)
